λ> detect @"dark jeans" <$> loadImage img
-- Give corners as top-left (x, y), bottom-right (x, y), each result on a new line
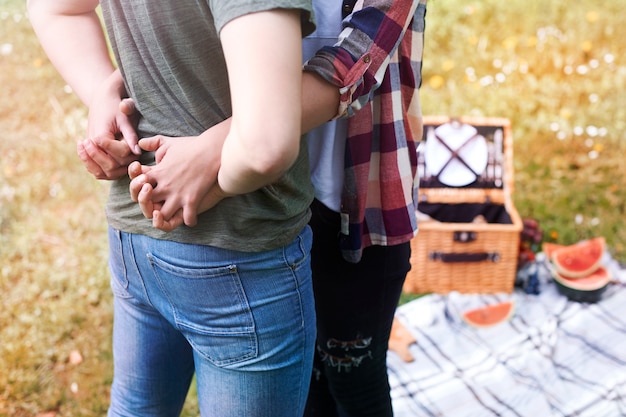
top-left (304, 199), bottom-right (412, 417)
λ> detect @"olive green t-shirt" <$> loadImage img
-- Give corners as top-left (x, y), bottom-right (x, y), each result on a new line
top-left (100, 0), bottom-right (315, 251)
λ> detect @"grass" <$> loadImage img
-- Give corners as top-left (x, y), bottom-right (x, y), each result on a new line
top-left (1, 0), bottom-right (625, 415)
top-left (420, 0), bottom-right (626, 253)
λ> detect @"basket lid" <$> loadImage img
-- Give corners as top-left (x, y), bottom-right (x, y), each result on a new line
top-left (418, 116), bottom-right (514, 204)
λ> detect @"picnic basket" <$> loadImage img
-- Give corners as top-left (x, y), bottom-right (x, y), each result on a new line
top-left (403, 116), bottom-right (523, 294)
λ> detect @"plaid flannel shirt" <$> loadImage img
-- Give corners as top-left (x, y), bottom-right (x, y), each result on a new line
top-left (304, 0), bottom-right (427, 262)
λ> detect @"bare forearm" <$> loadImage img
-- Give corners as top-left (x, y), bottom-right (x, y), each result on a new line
top-left (28, 0), bottom-right (115, 106)
top-left (217, 10), bottom-right (304, 195)
top-left (301, 71), bottom-right (341, 133)
top-left (217, 72), bottom-right (339, 196)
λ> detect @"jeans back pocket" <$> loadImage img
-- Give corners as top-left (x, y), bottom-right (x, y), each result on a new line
top-left (148, 253), bottom-right (258, 366)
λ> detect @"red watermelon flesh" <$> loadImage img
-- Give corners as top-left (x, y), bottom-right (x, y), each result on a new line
top-left (553, 266), bottom-right (611, 291)
top-left (551, 237), bottom-right (605, 278)
top-left (462, 301), bottom-right (514, 328)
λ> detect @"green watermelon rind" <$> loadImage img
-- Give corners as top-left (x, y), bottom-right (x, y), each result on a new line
top-left (552, 267), bottom-right (611, 303)
top-left (551, 237), bottom-right (605, 278)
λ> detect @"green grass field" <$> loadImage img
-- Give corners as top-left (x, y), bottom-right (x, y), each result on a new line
top-left (1, 0), bottom-right (625, 415)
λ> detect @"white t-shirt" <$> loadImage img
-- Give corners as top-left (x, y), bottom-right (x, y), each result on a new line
top-left (302, 0), bottom-right (347, 212)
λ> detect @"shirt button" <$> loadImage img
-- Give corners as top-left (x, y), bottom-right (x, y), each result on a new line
top-left (363, 55), bottom-right (371, 63)
top-left (343, 4), bottom-right (352, 13)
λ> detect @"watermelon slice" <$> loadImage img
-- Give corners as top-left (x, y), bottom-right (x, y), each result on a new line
top-left (552, 266), bottom-right (611, 303)
top-left (553, 266), bottom-right (611, 291)
top-left (551, 237), bottom-right (605, 278)
top-left (462, 300), bottom-right (514, 328)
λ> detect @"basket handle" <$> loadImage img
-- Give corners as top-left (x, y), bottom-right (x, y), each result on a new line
top-left (429, 251), bottom-right (500, 263)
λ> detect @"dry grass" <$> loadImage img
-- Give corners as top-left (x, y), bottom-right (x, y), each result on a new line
top-left (1, 0), bottom-right (625, 415)
top-left (1, 4), bottom-right (114, 416)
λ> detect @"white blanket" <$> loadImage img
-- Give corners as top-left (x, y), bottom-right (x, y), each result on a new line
top-left (389, 257), bottom-right (626, 417)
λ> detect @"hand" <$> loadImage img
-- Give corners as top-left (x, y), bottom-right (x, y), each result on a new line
top-left (80, 71), bottom-right (141, 180)
top-left (128, 120), bottom-right (231, 231)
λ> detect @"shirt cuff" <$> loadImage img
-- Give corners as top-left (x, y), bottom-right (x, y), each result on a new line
top-left (304, 47), bottom-right (372, 119)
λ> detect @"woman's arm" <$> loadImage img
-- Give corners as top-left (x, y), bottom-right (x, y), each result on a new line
top-left (217, 9), bottom-right (306, 195)
top-left (28, 1), bottom-right (140, 179)
top-left (27, 0), bottom-right (116, 106)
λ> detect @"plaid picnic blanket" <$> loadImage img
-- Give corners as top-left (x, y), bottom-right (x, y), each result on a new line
top-left (388, 255), bottom-right (626, 417)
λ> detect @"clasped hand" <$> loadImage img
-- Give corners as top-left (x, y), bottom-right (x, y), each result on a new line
top-left (127, 122), bottom-right (230, 231)
top-left (79, 97), bottom-right (141, 180)
top-left (83, 88), bottom-right (229, 231)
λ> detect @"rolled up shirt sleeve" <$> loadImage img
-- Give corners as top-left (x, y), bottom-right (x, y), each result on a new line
top-left (303, 0), bottom-right (422, 118)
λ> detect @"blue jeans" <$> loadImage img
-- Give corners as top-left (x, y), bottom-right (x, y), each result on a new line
top-left (107, 226), bottom-right (316, 417)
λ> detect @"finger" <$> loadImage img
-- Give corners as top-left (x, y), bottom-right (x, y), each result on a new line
top-left (93, 135), bottom-right (133, 160)
top-left (77, 141), bottom-right (106, 179)
top-left (137, 182), bottom-right (156, 218)
top-left (78, 140), bottom-right (128, 179)
top-left (152, 210), bottom-right (165, 229)
top-left (128, 161), bottom-right (143, 180)
top-left (153, 198), bottom-right (198, 229)
top-left (119, 98), bottom-right (136, 116)
top-left (84, 138), bottom-right (129, 174)
top-left (138, 136), bottom-right (171, 163)
top-left (153, 209), bottom-right (185, 232)
top-left (129, 173), bottom-right (150, 202)
top-left (138, 136), bottom-right (167, 153)
top-left (128, 161), bottom-right (152, 180)
top-left (155, 193), bottom-right (186, 223)
top-left (118, 99), bottom-right (141, 155)
top-left (182, 204), bottom-right (199, 227)
top-left (129, 167), bottom-right (156, 203)
top-left (120, 124), bottom-right (141, 155)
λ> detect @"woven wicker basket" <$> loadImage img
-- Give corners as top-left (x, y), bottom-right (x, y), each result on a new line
top-left (403, 116), bottom-right (522, 294)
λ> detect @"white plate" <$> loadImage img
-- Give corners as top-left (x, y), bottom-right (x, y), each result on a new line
top-left (424, 123), bottom-right (488, 187)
